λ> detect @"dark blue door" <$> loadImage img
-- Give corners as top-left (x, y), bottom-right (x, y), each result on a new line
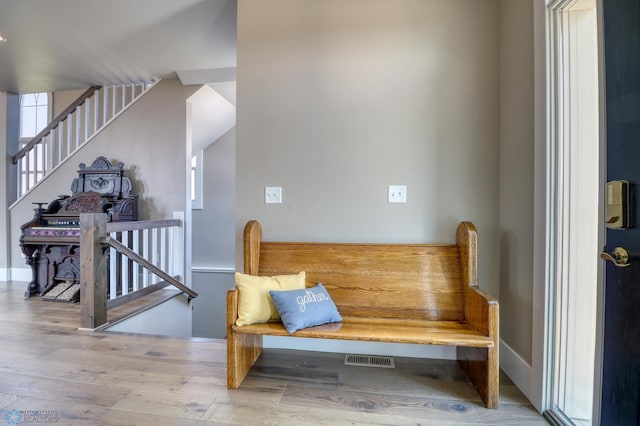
top-left (602, 0), bottom-right (640, 424)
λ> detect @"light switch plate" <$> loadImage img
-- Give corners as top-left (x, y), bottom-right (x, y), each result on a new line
top-left (265, 187), bottom-right (282, 204)
top-left (388, 185), bottom-right (407, 203)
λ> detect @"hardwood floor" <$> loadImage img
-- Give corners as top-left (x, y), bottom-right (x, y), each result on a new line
top-left (0, 281), bottom-right (547, 425)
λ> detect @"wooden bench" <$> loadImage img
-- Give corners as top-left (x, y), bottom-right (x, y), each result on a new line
top-left (226, 220), bottom-right (500, 408)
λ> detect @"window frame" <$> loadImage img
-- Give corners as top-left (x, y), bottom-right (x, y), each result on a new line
top-left (191, 150), bottom-right (204, 210)
top-left (18, 92), bottom-right (52, 195)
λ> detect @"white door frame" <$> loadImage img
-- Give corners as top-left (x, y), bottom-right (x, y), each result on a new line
top-left (530, 0), bottom-right (604, 423)
top-left (591, 0), bottom-right (607, 422)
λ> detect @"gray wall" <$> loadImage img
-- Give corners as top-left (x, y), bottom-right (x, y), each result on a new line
top-left (236, 0), bottom-right (501, 353)
top-left (192, 271), bottom-right (234, 338)
top-left (237, 0), bottom-right (501, 290)
top-left (192, 127), bottom-right (236, 267)
top-left (498, 0), bottom-right (535, 365)
top-left (0, 92), bottom-right (19, 277)
top-left (192, 126), bottom-right (236, 338)
top-left (52, 89), bottom-right (84, 118)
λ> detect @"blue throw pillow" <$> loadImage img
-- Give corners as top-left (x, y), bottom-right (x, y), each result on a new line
top-left (269, 283), bottom-right (343, 334)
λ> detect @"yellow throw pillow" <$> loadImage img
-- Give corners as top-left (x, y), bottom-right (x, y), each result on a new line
top-left (235, 271), bottom-right (306, 326)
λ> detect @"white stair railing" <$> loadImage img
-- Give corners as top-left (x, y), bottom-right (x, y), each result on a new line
top-left (13, 82), bottom-right (156, 199)
top-left (106, 215), bottom-right (186, 302)
top-left (79, 212), bottom-right (195, 329)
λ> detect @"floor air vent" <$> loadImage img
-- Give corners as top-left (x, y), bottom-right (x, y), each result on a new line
top-left (344, 354), bottom-right (395, 368)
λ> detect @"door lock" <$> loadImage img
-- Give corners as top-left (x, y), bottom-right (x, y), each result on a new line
top-left (605, 180), bottom-right (630, 229)
top-left (600, 246), bottom-right (630, 267)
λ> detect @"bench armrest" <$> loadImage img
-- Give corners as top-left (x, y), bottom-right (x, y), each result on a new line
top-left (226, 286), bottom-right (264, 389)
top-left (465, 285), bottom-right (499, 340)
top-left (457, 221), bottom-right (499, 341)
top-left (227, 287), bottom-right (239, 330)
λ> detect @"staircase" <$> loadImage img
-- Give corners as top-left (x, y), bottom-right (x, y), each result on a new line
top-left (10, 80), bottom-right (198, 336)
top-left (12, 82), bottom-right (156, 199)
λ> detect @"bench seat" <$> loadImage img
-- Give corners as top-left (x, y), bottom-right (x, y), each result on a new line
top-left (227, 220), bottom-right (499, 408)
top-left (232, 317), bottom-right (495, 347)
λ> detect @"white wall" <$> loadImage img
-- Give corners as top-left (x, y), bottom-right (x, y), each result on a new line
top-left (105, 293), bottom-right (192, 337)
top-left (237, 0), bottom-right (501, 355)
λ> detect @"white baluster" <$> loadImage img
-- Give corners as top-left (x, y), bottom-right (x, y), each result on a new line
top-left (111, 85), bottom-right (116, 118)
top-left (160, 227), bottom-right (167, 276)
top-left (121, 231), bottom-right (129, 295)
top-left (150, 228), bottom-right (158, 285)
top-left (32, 144), bottom-right (39, 187)
top-left (109, 237), bottom-right (117, 300)
top-left (94, 89), bottom-right (100, 132)
top-left (40, 142), bottom-right (45, 181)
top-left (132, 230), bottom-right (140, 292)
top-left (45, 135), bottom-right (53, 174)
top-left (121, 84), bottom-right (126, 113)
top-left (84, 98), bottom-right (90, 141)
top-left (66, 114), bottom-right (73, 157)
top-left (37, 142), bottom-right (43, 185)
top-left (18, 151), bottom-right (23, 195)
top-left (42, 137), bottom-right (48, 177)
top-left (102, 86), bottom-right (108, 126)
top-left (171, 211), bottom-right (185, 280)
top-left (142, 228), bottom-right (150, 288)
top-left (56, 126), bottom-right (63, 165)
top-left (75, 105), bottom-right (81, 149)
top-left (24, 151), bottom-right (31, 192)
top-left (17, 159), bottom-right (23, 197)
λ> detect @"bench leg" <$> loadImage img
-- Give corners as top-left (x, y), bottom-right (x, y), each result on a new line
top-left (457, 345), bottom-right (499, 408)
top-left (227, 332), bottom-right (263, 389)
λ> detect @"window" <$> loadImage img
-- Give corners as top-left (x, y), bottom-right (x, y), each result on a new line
top-left (191, 151), bottom-right (203, 209)
top-left (20, 92), bottom-right (49, 139)
top-left (19, 92), bottom-right (50, 194)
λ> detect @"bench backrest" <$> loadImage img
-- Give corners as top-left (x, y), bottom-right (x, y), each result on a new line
top-left (243, 222), bottom-right (477, 322)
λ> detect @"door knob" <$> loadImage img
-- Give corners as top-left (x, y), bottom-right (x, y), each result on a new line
top-left (600, 246), bottom-right (630, 267)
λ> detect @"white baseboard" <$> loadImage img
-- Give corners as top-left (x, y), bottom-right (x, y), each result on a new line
top-left (500, 339), bottom-right (533, 402)
top-left (0, 268), bottom-right (31, 282)
top-left (11, 268), bottom-right (32, 282)
top-left (264, 338), bottom-right (539, 372)
top-left (192, 267), bottom-right (235, 274)
top-left (264, 336), bottom-right (457, 359)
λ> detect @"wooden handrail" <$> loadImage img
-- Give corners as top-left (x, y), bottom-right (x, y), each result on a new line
top-left (102, 236), bottom-right (198, 302)
top-left (106, 219), bottom-right (181, 233)
top-left (13, 86), bottom-right (102, 164)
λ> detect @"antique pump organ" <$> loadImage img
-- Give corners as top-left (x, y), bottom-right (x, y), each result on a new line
top-left (20, 156), bottom-right (138, 301)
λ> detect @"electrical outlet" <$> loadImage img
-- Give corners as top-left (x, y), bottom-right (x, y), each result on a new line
top-left (265, 187), bottom-right (282, 204)
top-left (388, 185), bottom-right (407, 203)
